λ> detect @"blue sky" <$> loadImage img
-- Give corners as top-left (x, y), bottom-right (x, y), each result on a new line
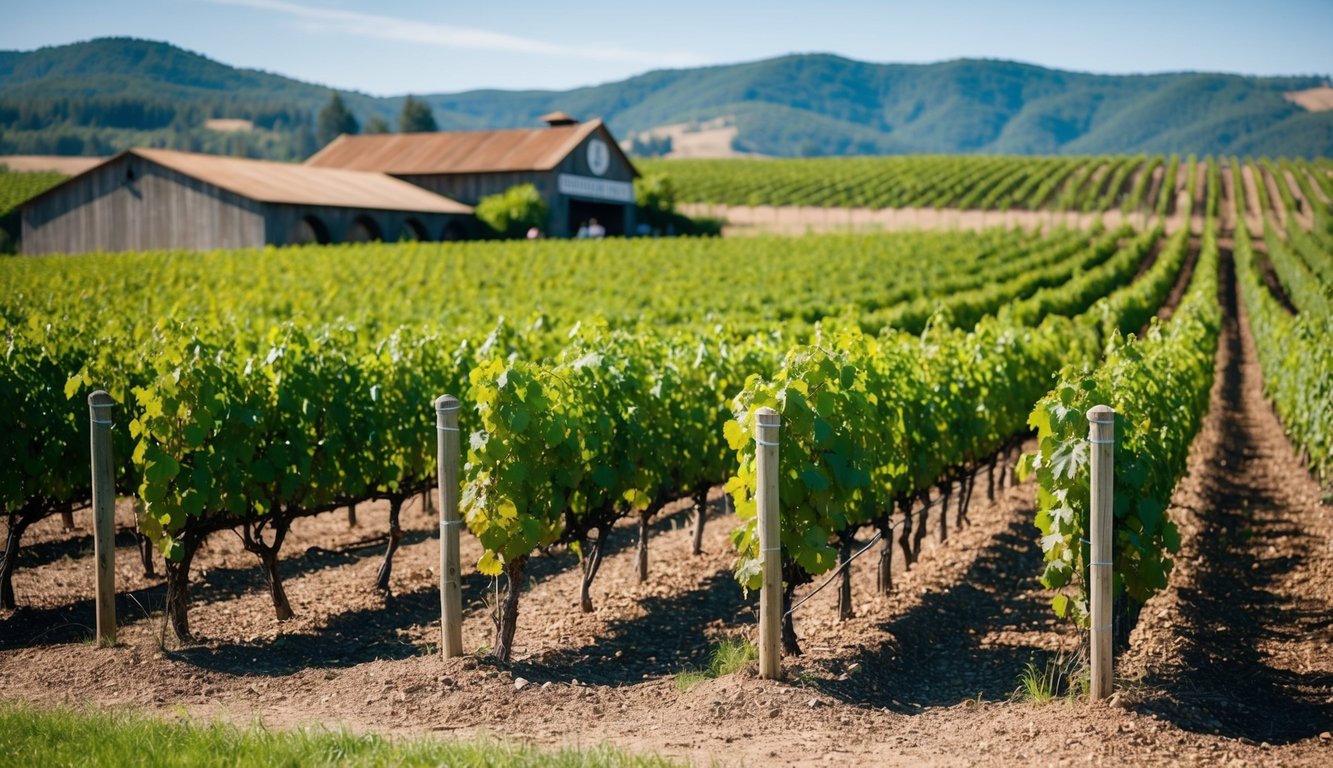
top-left (3, 0), bottom-right (1331, 96)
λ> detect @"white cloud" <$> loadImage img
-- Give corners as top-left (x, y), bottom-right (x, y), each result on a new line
top-left (203, 0), bottom-right (704, 67)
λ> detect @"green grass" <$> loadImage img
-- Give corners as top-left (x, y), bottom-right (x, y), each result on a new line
top-left (0, 702), bottom-right (680, 768)
top-left (1015, 659), bottom-right (1059, 703)
top-left (674, 638), bottom-right (757, 692)
top-left (1013, 652), bottom-right (1089, 703)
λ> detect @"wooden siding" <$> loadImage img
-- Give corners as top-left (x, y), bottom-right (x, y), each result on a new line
top-left (20, 154), bottom-right (476, 255)
top-left (397, 126), bottom-right (636, 238)
top-left (399, 170), bottom-right (556, 207)
top-left (21, 155), bottom-right (265, 255)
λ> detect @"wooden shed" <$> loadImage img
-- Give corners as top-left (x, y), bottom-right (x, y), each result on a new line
top-left (305, 114), bottom-right (638, 238)
top-left (20, 148), bottom-right (473, 256)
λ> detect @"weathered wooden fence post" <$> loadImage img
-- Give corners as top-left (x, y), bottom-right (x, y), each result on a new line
top-left (755, 406), bottom-right (782, 680)
top-left (436, 395), bottom-right (464, 658)
top-left (88, 390), bottom-right (116, 646)
top-left (1088, 404), bottom-right (1115, 700)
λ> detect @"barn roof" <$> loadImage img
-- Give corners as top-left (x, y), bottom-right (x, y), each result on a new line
top-left (305, 118), bottom-right (639, 177)
top-left (134, 149), bottom-right (473, 213)
top-left (25, 149), bottom-right (473, 214)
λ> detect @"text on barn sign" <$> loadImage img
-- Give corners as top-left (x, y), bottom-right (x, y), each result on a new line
top-left (557, 173), bottom-right (634, 203)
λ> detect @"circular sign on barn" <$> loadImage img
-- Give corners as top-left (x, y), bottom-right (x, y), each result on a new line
top-left (586, 138), bottom-right (610, 176)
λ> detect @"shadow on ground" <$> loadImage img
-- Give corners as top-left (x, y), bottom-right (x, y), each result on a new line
top-left (1130, 247), bottom-right (1333, 744)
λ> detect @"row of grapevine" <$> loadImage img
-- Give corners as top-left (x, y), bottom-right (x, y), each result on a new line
top-left (1262, 222), bottom-right (1332, 316)
top-left (640, 156), bottom-right (1175, 212)
top-left (720, 224), bottom-right (1189, 651)
top-left (648, 156), bottom-right (1326, 223)
top-left (1022, 220), bottom-right (1221, 632)
top-left (1235, 219), bottom-right (1333, 484)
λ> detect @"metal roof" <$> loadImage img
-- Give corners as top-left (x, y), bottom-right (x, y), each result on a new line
top-left (130, 149), bottom-right (472, 213)
top-left (305, 118), bottom-right (637, 177)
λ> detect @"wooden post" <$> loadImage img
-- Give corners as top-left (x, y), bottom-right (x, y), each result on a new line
top-left (755, 407), bottom-right (782, 680)
top-left (436, 395), bottom-right (464, 658)
top-left (1087, 405), bottom-right (1115, 700)
top-left (88, 391), bottom-right (116, 646)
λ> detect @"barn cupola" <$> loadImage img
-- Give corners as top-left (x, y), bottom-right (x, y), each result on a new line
top-left (540, 111), bottom-right (579, 127)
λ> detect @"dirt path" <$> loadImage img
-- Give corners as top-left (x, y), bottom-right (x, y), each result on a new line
top-left (1122, 244), bottom-right (1333, 744)
top-left (1257, 166), bottom-right (1290, 230)
top-left (1302, 170), bottom-right (1330, 205)
top-left (1280, 168), bottom-right (1316, 231)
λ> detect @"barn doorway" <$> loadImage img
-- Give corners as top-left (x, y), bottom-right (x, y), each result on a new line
top-left (347, 215), bottom-right (382, 243)
top-left (567, 200), bottom-right (624, 237)
top-left (292, 215), bottom-right (331, 245)
top-left (399, 218), bottom-right (429, 242)
top-left (441, 221), bottom-right (465, 241)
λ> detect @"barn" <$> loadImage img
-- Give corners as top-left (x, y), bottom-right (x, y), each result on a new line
top-left (305, 113), bottom-right (638, 238)
top-left (20, 148), bottom-right (473, 256)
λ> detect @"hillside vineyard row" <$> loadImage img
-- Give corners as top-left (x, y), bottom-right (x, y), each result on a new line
top-left (3, 158), bottom-right (1331, 662)
top-left (642, 155), bottom-right (1333, 217)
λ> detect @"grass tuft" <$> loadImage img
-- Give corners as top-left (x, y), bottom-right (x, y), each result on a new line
top-left (675, 637), bottom-right (757, 692)
top-left (1013, 652), bottom-right (1088, 703)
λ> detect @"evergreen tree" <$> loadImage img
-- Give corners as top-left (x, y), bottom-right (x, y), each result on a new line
top-left (295, 123), bottom-right (319, 159)
top-left (316, 92), bottom-right (359, 147)
top-left (363, 115), bottom-right (391, 134)
top-left (398, 96), bottom-right (437, 133)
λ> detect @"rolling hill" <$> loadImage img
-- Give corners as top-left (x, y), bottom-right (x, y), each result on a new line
top-left (0, 38), bottom-right (1329, 159)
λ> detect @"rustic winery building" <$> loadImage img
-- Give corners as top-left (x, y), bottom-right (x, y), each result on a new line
top-left (306, 113), bottom-right (639, 238)
top-left (20, 148), bottom-right (473, 255)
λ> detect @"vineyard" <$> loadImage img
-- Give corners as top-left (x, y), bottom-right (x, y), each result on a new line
top-left (2, 154), bottom-right (1332, 765)
top-left (640, 155), bottom-right (1331, 221)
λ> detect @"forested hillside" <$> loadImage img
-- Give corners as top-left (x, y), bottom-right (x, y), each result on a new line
top-left (1, 38), bottom-right (1330, 159)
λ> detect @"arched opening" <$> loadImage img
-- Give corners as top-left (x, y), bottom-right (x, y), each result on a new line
top-left (398, 218), bottom-right (429, 242)
top-left (441, 220), bottom-right (465, 242)
top-left (292, 214), bottom-right (331, 245)
top-left (346, 215), bottom-right (382, 243)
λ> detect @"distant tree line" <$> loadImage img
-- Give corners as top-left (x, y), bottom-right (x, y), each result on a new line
top-left (0, 90), bottom-right (446, 159)
top-left (0, 96), bottom-right (313, 134)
